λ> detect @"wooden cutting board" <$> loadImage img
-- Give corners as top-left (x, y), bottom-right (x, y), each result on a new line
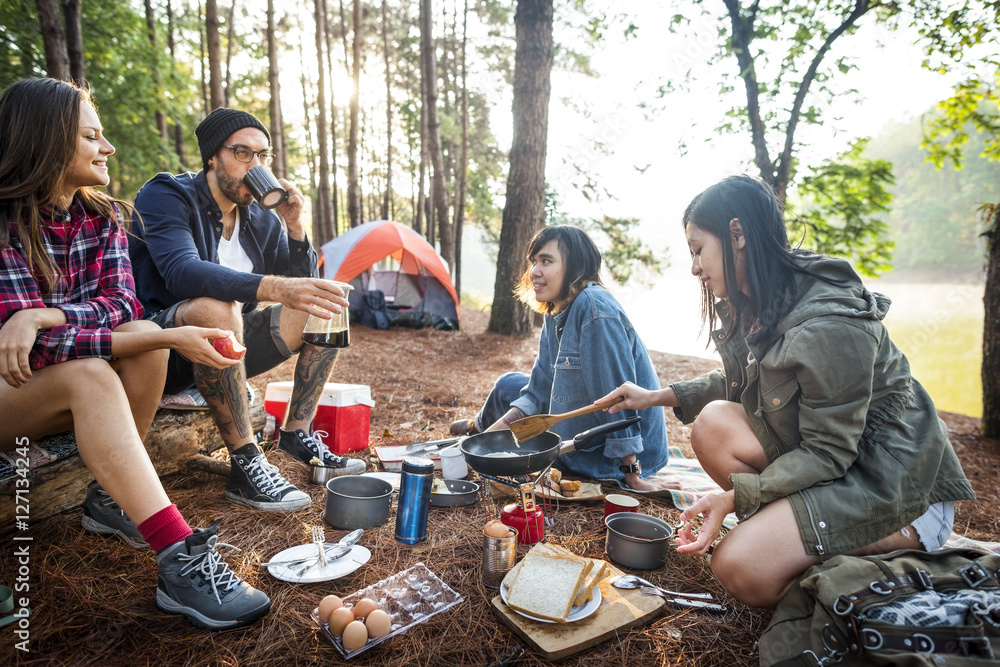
top-left (490, 565), bottom-right (665, 660)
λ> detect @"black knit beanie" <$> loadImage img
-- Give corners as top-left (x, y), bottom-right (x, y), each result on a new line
top-left (195, 108), bottom-right (270, 170)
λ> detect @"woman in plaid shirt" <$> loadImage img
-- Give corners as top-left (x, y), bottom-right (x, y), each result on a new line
top-left (0, 78), bottom-right (272, 629)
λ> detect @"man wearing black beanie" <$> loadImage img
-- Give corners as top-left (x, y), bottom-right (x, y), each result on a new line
top-left (127, 108), bottom-right (365, 515)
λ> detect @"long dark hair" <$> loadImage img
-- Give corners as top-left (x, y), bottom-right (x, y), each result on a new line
top-left (683, 175), bottom-right (822, 344)
top-left (0, 77), bottom-right (129, 294)
top-left (515, 225), bottom-right (605, 314)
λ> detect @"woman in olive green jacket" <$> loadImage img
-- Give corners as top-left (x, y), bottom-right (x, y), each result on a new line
top-left (600, 175), bottom-right (975, 608)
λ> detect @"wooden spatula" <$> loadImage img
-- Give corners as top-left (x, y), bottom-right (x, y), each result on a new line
top-left (508, 396), bottom-right (625, 441)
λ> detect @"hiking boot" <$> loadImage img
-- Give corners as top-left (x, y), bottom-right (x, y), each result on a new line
top-left (449, 418), bottom-right (479, 436)
top-left (156, 525), bottom-right (271, 629)
top-left (81, 480), bottom-right (148, 549)
top-left (225, 444), bottom-right (311, 511)
top-left (279, 428), bottom-right (366, 475)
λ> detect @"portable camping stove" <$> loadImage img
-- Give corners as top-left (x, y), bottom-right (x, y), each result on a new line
top-left (479, 471), bottom-right (556, 545)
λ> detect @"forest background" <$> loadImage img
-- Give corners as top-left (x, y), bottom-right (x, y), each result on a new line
top-left (1, 0), bottom-right (999, 425)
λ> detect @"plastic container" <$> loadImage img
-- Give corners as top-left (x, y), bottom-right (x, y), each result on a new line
top-left (311, 562), bottom-right (465, 660)
top-left (264, 381), bottom-right (374, 453)
top-left (394, 457), bottom-right (434, 544)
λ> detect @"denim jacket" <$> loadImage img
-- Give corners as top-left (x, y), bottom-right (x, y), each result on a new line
top-left (128, 170), bottom-right (316, 315)
top-left (511, 284), bottom-right (668, 482)
top-left (670, 256), bottom-right (974, 556)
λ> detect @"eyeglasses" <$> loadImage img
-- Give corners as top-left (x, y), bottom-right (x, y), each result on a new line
top-left (221, 144), bottom-right (275, 166)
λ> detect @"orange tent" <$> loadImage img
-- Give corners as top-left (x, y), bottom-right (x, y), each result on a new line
top-left (320, 220), bottom-right (460, 327)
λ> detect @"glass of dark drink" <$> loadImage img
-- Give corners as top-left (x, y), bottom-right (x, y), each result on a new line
top-left (301, 282), bottom-right (353, 348)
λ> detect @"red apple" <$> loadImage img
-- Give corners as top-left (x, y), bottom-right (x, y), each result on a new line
top-left (212, 333), bottom-right (246, 360)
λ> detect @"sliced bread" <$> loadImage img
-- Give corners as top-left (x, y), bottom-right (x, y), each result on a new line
top-left (505, 552), bottom-right (589, 623)
top-left (573, 558), bottom-right (608, 606)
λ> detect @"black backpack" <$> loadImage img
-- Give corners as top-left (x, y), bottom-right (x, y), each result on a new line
top-left (360, 289), bottom-right (390, 330)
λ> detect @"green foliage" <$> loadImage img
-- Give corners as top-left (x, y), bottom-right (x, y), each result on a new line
top-left (790, 140), bottom-right (896, 277)
top-left (545, 189), bottom-right (668, 287)
top-left (866, 112), bottom-right (1000, 275)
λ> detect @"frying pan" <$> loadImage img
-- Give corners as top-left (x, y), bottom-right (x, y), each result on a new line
top-left (460, 416), bottom-right (642, 477)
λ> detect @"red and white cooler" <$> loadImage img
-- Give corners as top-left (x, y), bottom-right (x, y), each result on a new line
top-left (264, 381), bottom-right (375, 454)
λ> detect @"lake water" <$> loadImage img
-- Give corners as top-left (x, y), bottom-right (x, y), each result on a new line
top-left (611, 272), bottom-right (984, 418)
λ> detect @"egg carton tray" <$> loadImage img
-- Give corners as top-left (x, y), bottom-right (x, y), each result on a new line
top-left (311, 562), bottom-right (465, 660)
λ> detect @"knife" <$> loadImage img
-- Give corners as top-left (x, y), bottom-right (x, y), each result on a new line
top-left (664, 597), bottom-right (728, 614)
top-left (404, 437), bottom-right (462, 454)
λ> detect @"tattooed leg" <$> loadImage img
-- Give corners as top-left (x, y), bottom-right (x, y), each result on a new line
top-left (284, 344), bottom-right (340, 432)
top-left (194, 361), bottom-right (254, 452)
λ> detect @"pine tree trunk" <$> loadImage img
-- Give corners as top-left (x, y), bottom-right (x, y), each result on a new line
top-left (35, 0), bottom-right (70, 80)
top-left (61, 0), bottom-right (84, 83)
top-left (488, 0), bottom-right (553, 337)
top-left (166, 0), bottom-right (187, 168)
top-left (312, 0), bottom-right (333, 244)
top-left (982, 203), bottom-right (1000, 438)
top-left (381, 0), bottom-right (393, 221)
top-left (452, 0), bottom-right (469, 298)
top-left (205, 0), bottom-right (224, 110)
top-left (223, 1), bottom-right (236, 107)
top-left (347, 0), bottom-right (363, 228)
top-left (419, 0), bottom-right (453, 272)
top-left (144, 0), bottom-right (169, 148)
top-left (267, 0), bottom-right (287, 179)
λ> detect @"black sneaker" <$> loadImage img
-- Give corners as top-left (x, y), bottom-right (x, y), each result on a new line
top-left (81, 481), bottom-right (148, 549)
top-left (225, 444), bottom-right (311, 511)
top-left (156, 525), bottom-right (271, 629)
top-left (279, 428), bottom-right (366, 475)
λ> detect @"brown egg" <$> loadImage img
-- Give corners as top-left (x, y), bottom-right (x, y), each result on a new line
top-left (485, 520), bottom-right (509, 538)
top-left (328, 606), bottom-right (355, 637)
top-left (341, 620), bottom-right (369, 651)
top-left (318, 595), bottom-right (343, 623)
top-left (352, 597), bottom-right (378, 619)
top-left (365, 609), bottom-right (392, 639)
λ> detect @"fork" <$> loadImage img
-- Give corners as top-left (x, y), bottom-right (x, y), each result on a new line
top-left (311, 526), bottom-right (328, 567)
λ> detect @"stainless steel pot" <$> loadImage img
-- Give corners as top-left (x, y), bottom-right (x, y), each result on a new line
top-left (324, 476), bottom-right (394, 530)
top-left (605, 512), bottom-right (674, 570)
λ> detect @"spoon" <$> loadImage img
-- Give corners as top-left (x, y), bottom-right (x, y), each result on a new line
top-left (612, 574), bottom-right (714, 600)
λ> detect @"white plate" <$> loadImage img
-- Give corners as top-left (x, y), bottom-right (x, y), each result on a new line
top-left (500, 581), bottom-right (602, 623)
top-left (361, 471), bottom-right (401, 491)
top-left (266, 544), bottom-right (371, 583)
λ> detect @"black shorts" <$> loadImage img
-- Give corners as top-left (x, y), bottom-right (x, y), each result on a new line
top-left (146, 302), bottom-right (294, 395)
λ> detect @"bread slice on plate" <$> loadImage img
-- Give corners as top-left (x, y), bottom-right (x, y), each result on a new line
top-left (573, 558), bottom-right (608, 606)
top-left (506, 552), bottom-right (589, 623)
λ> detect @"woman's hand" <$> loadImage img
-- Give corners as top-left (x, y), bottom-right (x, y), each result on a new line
top-left (0, 309), bottom-right (61, 387)
top-left (0, 311), bottom-right (39, 387)
top-left (674, 490), bottom-right (735, 556)
top-left (167, 326), bottom-right (243, 369)
top-left (596, 381), bottom-right (659, 414)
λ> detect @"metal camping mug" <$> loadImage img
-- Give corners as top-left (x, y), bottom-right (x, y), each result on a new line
top-left (603, 493), bottom-right (640, 520)
top-left (481, 525), bottom-right (518, 588)
top-left (394, 457), bottom-right (434, 544)
top-left (243, 165), bottom-right (286, 209)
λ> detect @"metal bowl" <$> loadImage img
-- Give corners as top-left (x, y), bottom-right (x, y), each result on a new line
top-left (430, 479), bottom-right (480, 508)
top-left (310, 464), bottom-right (343, 486)
top-left (605, 512), bottom-right (674, 570)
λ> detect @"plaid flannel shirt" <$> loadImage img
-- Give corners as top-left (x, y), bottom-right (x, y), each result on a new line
top-left (0, 201), bottom-right (142, 370)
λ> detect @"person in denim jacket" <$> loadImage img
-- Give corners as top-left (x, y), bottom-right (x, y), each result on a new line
top-left (451, 226), bottom-right (674, 491)
top-left (601, 175), bottom-right (974, 607)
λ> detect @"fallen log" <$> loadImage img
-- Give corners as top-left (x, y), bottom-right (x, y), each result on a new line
top-left (0, 403), bottom-right (265, 532)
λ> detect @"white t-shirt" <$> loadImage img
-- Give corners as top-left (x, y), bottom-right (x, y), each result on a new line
top-left (217, 208), bottom-right (254, 275)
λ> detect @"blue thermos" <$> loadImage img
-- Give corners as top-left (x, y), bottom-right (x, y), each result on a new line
top-left (395, 457), bottom-right (434, 544)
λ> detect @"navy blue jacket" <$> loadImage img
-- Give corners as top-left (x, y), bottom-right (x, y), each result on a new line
top-left (129, 170), bottom-right (316, 314)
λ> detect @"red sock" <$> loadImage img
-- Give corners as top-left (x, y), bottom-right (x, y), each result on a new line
top-left (137, 504), bottom-right (194, 553)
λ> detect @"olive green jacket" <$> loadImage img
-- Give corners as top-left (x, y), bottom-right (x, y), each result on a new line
top-left (671, 256), bottom-right (975, 557)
